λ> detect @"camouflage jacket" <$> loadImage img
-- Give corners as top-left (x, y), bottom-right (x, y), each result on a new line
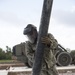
top-left (25, 33), bottom-right (58, 69)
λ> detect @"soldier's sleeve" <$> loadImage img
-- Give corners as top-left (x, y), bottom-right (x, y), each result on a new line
top-left (25, 41), bottom-right (35, 62)
top-left (48, 33), bottom-right (58, 50)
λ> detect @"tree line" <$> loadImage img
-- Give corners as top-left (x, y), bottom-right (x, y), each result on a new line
top-left (0, 46), bottom-right (12, 60)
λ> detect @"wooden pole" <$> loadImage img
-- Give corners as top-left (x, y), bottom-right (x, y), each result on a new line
top-left (32, 0), bottom-right (53, 75)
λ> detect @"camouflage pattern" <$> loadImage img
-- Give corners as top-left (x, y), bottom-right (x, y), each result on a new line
top-left (25, 33), bottom-right (59, 75)
top-left (25, 41), bottom-right (36, 67)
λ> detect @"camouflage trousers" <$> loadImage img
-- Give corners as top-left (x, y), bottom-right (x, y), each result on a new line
top-left (40, 66), bottom-right (59, 75)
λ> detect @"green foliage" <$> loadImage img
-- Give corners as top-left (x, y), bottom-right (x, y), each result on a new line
top-left (70, 50), bottom-right (75, 64)
top-left (0, 60), bottom-right (13, 63)
top-left (70, 50), bottom-right (75, 58)
top-left (0, 46), bottom-right (12, 60)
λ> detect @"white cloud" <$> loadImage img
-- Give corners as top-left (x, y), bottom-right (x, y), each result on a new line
top-left (48, 17), bottom-right (75, 50)
top-left (0, 0), bottom-right (75, 51)
top-left (71, 6), bottom-right (75, 12)
top-left (52, 9), bottom-right (75, 27)
top-left (0, 21), bottom-right (27, 50)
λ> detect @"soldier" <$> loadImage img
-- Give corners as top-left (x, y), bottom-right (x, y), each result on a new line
top-left (23, 24), bottom-right (59, 75)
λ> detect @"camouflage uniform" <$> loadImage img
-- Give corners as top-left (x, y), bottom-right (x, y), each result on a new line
top-left (25, 33), bottom-right (59, 75)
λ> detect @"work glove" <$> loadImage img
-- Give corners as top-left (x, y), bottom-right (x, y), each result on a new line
top-left (41, 36), bottom-right (52, 47)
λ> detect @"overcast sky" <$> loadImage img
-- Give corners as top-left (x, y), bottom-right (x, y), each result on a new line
top-left (0, 0), bottom-right (75, 50)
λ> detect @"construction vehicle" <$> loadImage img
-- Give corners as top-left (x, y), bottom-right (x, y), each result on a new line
top-left (55, 44), bottom-right (72, 66)
top-left (12, 42), bottom-right (72, 67)
top-left (12, 42), bottom-right (29, 67)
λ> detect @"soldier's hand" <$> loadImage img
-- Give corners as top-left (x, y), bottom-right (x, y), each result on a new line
top-left (41, 36), bottom-right (52, 46)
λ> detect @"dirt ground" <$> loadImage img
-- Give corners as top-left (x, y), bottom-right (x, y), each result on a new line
top-left (0, 62), bottom-right (25, 70)
top-left (1, 66), bottom-right (75, 75)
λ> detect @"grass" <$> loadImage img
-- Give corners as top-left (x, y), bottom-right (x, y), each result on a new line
top-left (0, 60), bottom-right (14, 63)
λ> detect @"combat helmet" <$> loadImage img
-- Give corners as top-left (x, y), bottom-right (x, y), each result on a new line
top-left (23, 24), bottom-right (37, 35)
